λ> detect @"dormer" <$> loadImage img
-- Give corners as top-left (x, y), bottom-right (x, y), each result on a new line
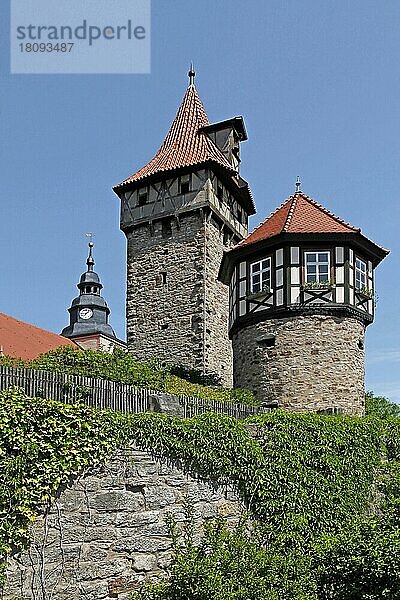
top-left (201, 117), bottom-right (247, 172)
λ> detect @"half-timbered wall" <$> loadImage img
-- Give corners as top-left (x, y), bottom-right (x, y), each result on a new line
top-left (120, 169), bottom-right (248, 241)
top-left (228, 244), bottom-right (375, 326)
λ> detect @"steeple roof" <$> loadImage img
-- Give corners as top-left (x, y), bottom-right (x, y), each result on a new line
top-left (114, 83), bottom-right (236, 189)
top-left (238, 192), bottom-right (360, 247)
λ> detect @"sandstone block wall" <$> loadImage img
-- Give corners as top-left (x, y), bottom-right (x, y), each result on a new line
top-left (232, 315), bottom-right (366, 415)
top-left (126, 212), bottom-right (232, 386)
top-left (3, 447), bottom-right (240, 600)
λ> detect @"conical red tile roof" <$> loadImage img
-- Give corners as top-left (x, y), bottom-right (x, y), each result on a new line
top-left (239, 192), bottom-right (360, 247)
top-left (115, 84), bottom-right (235, 188)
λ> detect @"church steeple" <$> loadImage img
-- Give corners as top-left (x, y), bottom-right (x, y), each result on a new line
top-left (61, 243), bottom-right (124, 351)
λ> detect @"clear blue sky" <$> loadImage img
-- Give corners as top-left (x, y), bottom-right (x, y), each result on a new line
top-left (0, 1), bottom-right (398, 401)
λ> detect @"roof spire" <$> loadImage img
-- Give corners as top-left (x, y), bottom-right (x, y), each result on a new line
top-left (86, 241), bottom-right (95, 272)
top-left (295, 176), bottom-right (302, 193)
top-left (188, 62), bottom-right (195, 86)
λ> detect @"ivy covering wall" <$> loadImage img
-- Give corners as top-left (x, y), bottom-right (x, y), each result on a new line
top-left (1, 387), bottom-right (400, 598)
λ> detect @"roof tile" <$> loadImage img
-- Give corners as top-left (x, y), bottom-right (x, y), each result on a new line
top-left (0, 313), bottom-right (77, 360)
top-left (238, 192), bottom-right (360, 247)
top-left (114, 84), bottom-right (236, 188)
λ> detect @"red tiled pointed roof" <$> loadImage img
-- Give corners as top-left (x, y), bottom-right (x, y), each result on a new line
top-left (0, 313), bottom-right (77, 361)
top-left (114, 84), bottom-right (236, 188)
top-left (238, 192), bottom-right (360, 247)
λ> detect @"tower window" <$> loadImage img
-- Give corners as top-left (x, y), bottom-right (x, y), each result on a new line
top-left (250, 258), bottom-right (271, 293)
top-left (180, 179), bottom-right (190, 194)
top-left (305, 252), bottom-right (330, 283)
top-left (161, 271), bottom-right (167, 285)
top-left (162, 219), bottom-right (172, 238)
top-left (355, 257), bottom-right (367, 290)
top-left (85, 286), bottom-right (91, 293)
top-left (138, 191), bottom-right (148, 206)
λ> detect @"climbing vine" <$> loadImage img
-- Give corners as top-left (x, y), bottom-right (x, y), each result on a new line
top-left (1, 387), bottom-right (400, 598)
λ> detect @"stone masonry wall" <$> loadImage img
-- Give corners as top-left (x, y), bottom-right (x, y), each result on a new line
top-left (232, 315), bottom-right (365, 415)
top-left (3, 447), bottom-right (240, 600)
top-left (126, 211), bottom-right (232, 386)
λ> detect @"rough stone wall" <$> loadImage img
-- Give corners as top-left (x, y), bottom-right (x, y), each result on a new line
top-left (232, 315), bottom-right (365, 415)
top-left (3, 447), bottom-right (240, 600)
top-left (203, 220), bottom-right (233, 386)
top-left (125, 212), bottom-right (232, 386)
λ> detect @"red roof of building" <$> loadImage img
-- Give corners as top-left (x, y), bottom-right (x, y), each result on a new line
top-left (0, 313), bottom-right (77, 361)
top-left (238, 192), bottom-right (360, 247)
top-left (114, 83), bottom-right (236, 188)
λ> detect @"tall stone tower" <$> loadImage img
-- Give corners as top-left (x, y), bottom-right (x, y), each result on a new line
top-left (62, 243), bottom-right (125, 352)
top-left (219, 185), bottom-right (388, 414)
top-left (113, 70), bottom-right (254, 385)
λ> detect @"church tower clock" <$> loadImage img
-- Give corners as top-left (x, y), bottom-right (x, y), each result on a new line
top-left (62, 243), bottom-right (125, 352)
top-left (113, 69), bottom-right (255, 385)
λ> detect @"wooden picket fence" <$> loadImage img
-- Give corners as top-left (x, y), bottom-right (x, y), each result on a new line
top-left (0, 365), bottom-right (270, 419)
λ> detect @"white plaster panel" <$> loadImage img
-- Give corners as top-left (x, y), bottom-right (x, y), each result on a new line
top-left (276, 288), bottom-right (283, 306)
top-left (291, 287), bottom-right (300, 304)
top-left (349, 249), bottom-right (354, 262)
top-left (291, 247), bottom-right (300, 264)
top-left (336, 266), bottom-right (344, 284)
top-left (275, 248), bottom-right (284, 267)
top-left (335, 247), bottom-right (344, 264)
top-left (239, 262), bottom-right (246, 279)
top-left (349, 288), bottom-right (354, 304)
top-left (335, 287), bottom-right (344, 303)
top-left (239, 300), bottom-right (246, 316)
top-left (239, 281), bottom-right (246, 298)
top-left (291, 267), bottom-right (300, 285)
top-left (276, 268), bottom-right (283, 287)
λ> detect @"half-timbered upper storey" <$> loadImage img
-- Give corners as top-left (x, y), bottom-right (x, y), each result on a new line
top-left (219, 191), bottom-right (389, 334)
top-left (113, 77), bottom-right (255, 244)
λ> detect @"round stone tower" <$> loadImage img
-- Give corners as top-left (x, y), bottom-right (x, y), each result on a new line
top-left (219, 186), bottom-right (388, 415)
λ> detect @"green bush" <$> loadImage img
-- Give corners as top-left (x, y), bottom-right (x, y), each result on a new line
top-left (0, 346), bottom-right (257, 405)
top-left (2, 388), bottom-right (400, 598)
top-left (365, 390), bottom-right (400, 418)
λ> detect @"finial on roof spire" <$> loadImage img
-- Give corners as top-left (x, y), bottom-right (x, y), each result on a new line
top-left (295, 176), bottom-right (302, 193)
top-left (188, 62), bottom-right (195, 86)
top-left (86, 241), bottom-right (95, 272)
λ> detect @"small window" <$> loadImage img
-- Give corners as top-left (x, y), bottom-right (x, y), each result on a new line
top-left (305, 252), bottom-right (330, 283)
top-left (217, 184), bottom-right (223, 202)
top-left (138, 191), bottom-right (148, 206)
top-left (162, 219), bottom-right (172, 238)
top-left (180, 180), bottom-right (190, 194)
top-left (161, 271), bottom-right (167, 285)
top-left (223, 230), bottom-right (231, 246)
top-left (250, 258), bottom-right (271, 293)
top-left (258, 335), bottom-right (275, 348)
top-left (355, 257), bottom-right (367, 290)
top-left (85, 286), bottom-right (91, 293)
top-left (160, 322), bottom-right (169, 330)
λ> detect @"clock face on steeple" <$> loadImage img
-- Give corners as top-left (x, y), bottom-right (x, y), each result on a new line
top-left (79, 308), bottom-right (93, 320)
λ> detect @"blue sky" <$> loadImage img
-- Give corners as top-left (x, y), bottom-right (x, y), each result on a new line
top-left (0, 0), bottom-right (399, 401)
